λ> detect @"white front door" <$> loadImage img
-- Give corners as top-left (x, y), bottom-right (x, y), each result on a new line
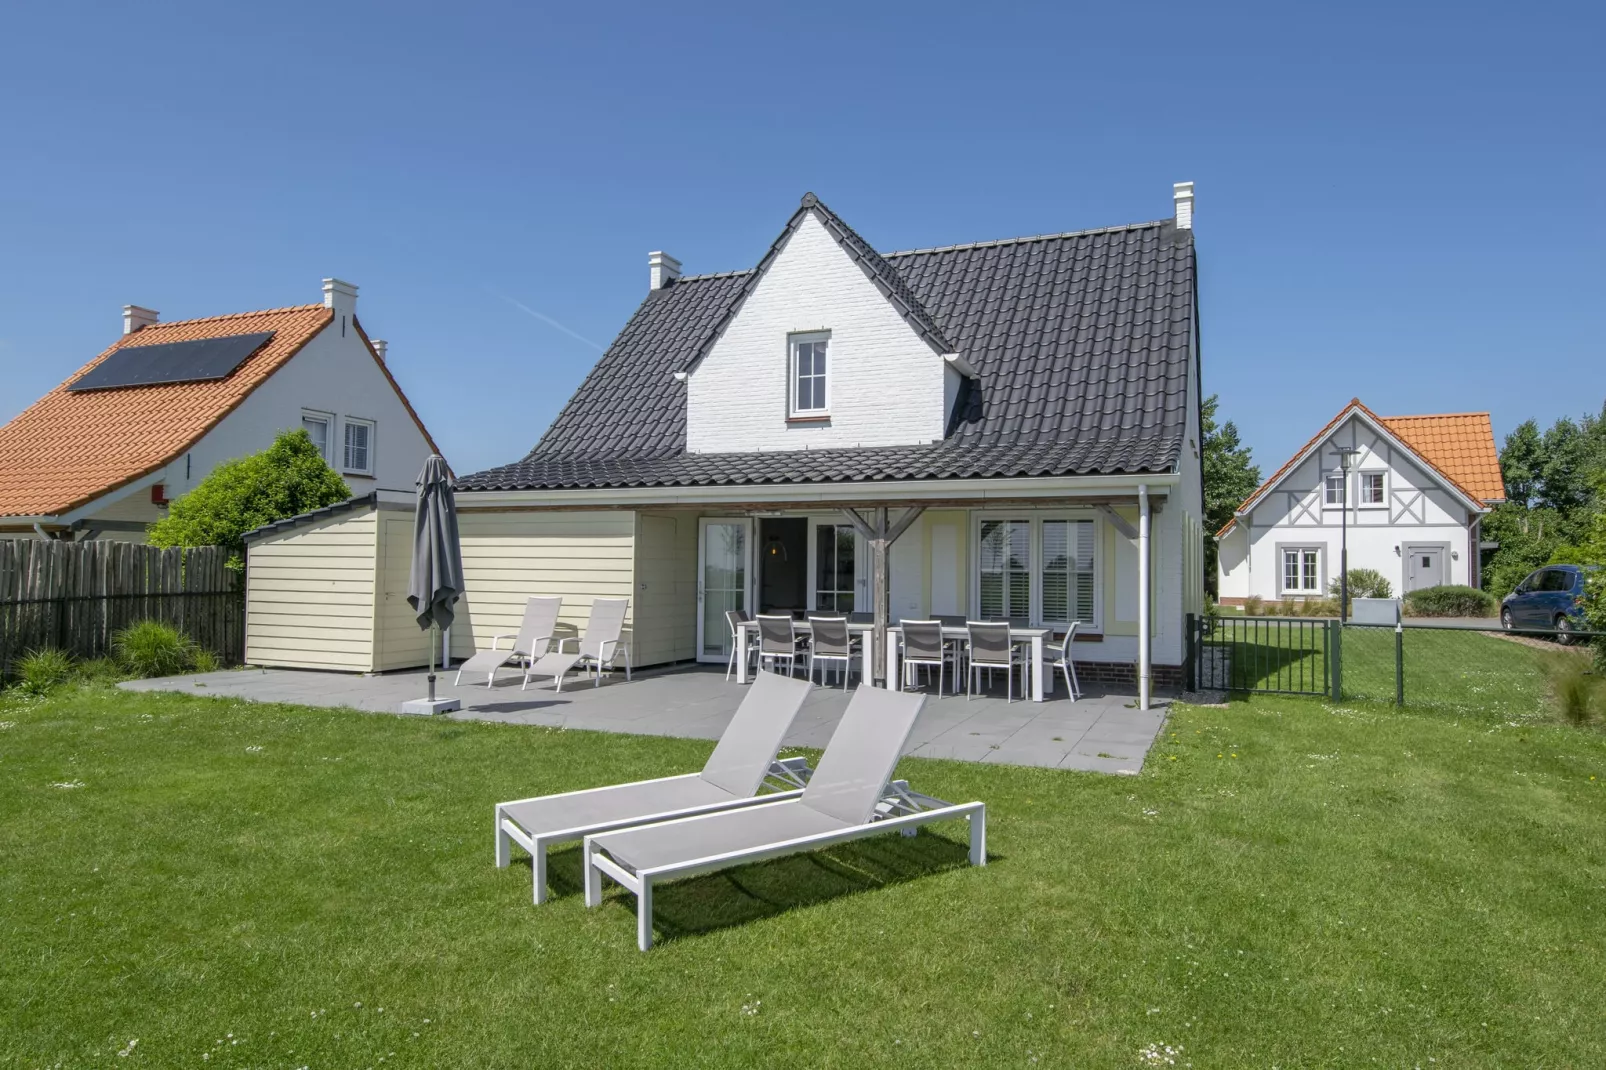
top-left (697, 517), bottom-right (753, 663)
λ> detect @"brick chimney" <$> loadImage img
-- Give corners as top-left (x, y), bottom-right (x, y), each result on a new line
top-left (648, 251), bottom-right (681, 291)
top-left (123, 305), bottom-right (159, 334)
top-left (1173, 181), bottom-right (1195, 230)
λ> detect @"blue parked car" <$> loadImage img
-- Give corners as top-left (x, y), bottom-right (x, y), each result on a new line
top-left (1500, 564), bottom-right (1598, 642)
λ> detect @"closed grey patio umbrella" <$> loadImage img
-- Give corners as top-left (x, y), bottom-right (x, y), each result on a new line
top-left (403, 454), bottom-right (464, 714)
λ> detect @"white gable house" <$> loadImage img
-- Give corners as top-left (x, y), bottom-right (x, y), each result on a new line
top-left (1216, 400), bottom-right (1505, 604)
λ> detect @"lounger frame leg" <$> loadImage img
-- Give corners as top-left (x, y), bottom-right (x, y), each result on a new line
top-left (583, 838), bottom-right (602, 908)
top-left (494, 804), bottom-right (511, 868)
top-left (637, 877), bottom-right (654, 951)
top-left (968, 807), bottom-right (987, 866)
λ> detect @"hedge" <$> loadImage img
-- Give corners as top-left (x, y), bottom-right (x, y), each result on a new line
top-left (1402, 584), bottom-right (1497, 618)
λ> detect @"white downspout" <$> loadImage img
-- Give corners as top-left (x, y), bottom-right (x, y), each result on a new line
top-left (1138, 484), bottom-right (1151, 711)
top-left (32, 522), bottom-right (51, 541)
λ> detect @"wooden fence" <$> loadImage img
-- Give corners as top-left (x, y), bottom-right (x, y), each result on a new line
top-left (0, 541), bottom-right (243, 677)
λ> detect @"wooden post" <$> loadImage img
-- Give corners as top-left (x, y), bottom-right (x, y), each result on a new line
top-left (842, 505), bottom-right (924, 687)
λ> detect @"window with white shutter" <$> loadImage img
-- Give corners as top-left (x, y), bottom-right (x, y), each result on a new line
top-left (1041, 519), bottom-right (1096, 625)
top-left (977, 519), bottom-right (1030, 621)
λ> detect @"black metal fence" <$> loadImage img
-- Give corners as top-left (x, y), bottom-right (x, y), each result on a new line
top-left (0, 541), bottom-right (243, 677)
top-left (1186, 615), bottom-right (1332, 696)
top-left (1186, 611), bottom-right (1605, 718)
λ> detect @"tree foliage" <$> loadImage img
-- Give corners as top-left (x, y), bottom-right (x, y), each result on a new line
top-left (147, 430), bottom-right (351, 567)
top-left (1483, 402), bottom-right (1606, 597)
top-left (1201, 394), bottom-right (1262, 595)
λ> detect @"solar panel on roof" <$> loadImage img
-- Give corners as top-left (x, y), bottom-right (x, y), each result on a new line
top-left (67, 331), bottom-right (276, 392)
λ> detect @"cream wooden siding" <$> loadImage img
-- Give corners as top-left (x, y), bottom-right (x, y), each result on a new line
top-left (450, 510), bottom-right (636, 661)
top-left (245, 508), bottom-right (377, 670)
top-left (373, 513), bottom-right (434, 671)
top-left (632, 511), bottom-right (698, 666)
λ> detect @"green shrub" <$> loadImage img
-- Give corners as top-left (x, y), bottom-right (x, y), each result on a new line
top-left (1277, 597), bottom-right (1298, 617)
top-left (113, 621), bottom-right (197, 678)
top-left (16, 648), bottom-right (74, 695)
top-left (1243, 595), bottom-right (1264, 617)
top-left (192, 648), bottom-right (220, 674)
top-left (1403, 585), bottom-right (1497, 618)
top-left (73, 657), bottom-right (126, 685)
top-left (1330, 568), bottom-right (1393, 600)
top-left (148, 429), bottom-right (350, 569)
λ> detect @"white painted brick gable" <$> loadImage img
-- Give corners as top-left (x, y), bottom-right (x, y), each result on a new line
top-left (686, 212), bottom-right (957, 454)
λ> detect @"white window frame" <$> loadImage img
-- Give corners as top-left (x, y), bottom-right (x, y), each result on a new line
top-left (1323, 471), bottom-right (1345, 507)
top-left (805, 517), bottom-right (867, 614)
top-left (300, 409), bottom-right (333, 463)
top-left (788, 331), bottom-right (831, 418)
top-left (342, 416), bottom-right (376, 476)
top-left (1278, 544), bottom-right (1323, 595)
top-left (970, 511), bottom-right (1103, 632)
top-left (1357, 469), bottom-right (1387, 508)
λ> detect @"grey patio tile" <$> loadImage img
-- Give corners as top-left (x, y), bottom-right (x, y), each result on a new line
top-left (980, 747), bottom-right (1072, 769)
top-left (120, 665), bottom-right (1163, 775)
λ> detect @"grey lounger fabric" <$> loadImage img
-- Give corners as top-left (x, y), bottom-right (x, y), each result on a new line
top-left (584, 686), bottom-right (985, 951)
top-left (495, 670), bottom-right (813, 903)
top-left (454, 596), bottom-right (561, 687)
top-left (589, 685), bottom-right (924, 874)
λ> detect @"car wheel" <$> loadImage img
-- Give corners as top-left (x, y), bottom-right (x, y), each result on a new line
top-left (1500, 608), bottom-right (1513, 632)
top-left (1555, 615), bottom-right (1575, 646)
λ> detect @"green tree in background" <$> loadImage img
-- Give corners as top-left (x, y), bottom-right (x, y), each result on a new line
top-left (148, 430), bottom-right (351, 569)
top-left (1483, 401), bottom-right (1606, 596)
top-left (1201, 394), bottom-right (1262, 596)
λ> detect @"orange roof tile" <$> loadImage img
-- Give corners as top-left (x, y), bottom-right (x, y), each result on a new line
top-left (0, 305), bottom-right (332, 518)
top-left (1377, 412), bottom-right (1505, 505)
top-left (1217, 399), bottom-right (1504, 537)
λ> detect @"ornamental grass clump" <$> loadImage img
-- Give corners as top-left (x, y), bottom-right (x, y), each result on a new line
top-left (1546, 655), bottom-right (1601, 727)
top-left (112, 621), bottom-right (197, 679)
top-left (16, 648), bottom-right (74, 695)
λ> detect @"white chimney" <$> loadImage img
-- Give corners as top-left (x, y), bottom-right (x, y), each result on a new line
top-left (1173, 181), bottom-right (1195, 230)
top-left (648, 251), bottom-right (681, 291)
top-left (370, 338), bottom-right (388, 362)
top-left (123, 305), bottom-right (159, 335)
top-left (321, 278), bottom-right (358, 334)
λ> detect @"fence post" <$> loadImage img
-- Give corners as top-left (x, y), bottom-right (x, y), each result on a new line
top-left (1394, 615), bottom-right (1404, 707)
top-left (1330, 619), bottom-right (1343, 702)
top-left (1184, 613), bottom-right (1196, 691)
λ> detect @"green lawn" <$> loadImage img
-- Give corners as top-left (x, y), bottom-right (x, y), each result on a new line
top-left (3, 683), bottom-right (1605, 1067)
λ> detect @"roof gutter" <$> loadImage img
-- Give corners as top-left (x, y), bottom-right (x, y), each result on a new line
top-left (456, 472), bottom-right (1179, 510)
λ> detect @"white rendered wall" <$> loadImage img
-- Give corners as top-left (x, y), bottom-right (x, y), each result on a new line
top-left (87, 321), bottom-right (436, 527)
top-left (686, 212), bottom-right (950, 453)
top-left (1222, 414), bottom-right (1477, 600)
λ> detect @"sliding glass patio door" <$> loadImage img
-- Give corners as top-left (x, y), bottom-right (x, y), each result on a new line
top-left (697, 518), bottom-right (753, 663)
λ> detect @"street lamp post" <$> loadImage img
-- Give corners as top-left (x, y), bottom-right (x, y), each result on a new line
top-left (1336, 446), bottom-right (1358, 620)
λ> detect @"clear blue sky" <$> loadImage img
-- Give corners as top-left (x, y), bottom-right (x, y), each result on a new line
top-left (2, 1), bottom-right (1600, 479)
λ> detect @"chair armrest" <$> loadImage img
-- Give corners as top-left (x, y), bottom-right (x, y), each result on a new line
top-left (527, 633), bottom-right (555, 656)
top-left (490, 632), bottom-right (517, 652)
top-left (557, 636), bottom-right (580, 652)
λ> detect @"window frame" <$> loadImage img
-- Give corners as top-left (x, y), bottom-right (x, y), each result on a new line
top-left (341, 416), bottom-right (376, 476)
top-left (970, 510), bottom-right (1103, 632)
top-left (787, 331), bottom-right (831, 419)
top-left (1277, 544), bottom-right (1324, 595)
top-left (300, 409), bottom-right (334, 464)
top-left (807, 519), bottom-right (863, 614)
top-left (1357, 469), bottom-right (1387, 508)
top-left (1322, 471), bottom-right (1345, 507)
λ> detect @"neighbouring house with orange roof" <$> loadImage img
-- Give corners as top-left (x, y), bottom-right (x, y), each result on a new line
top-left (1217, 399), bottom-right (1505, 603)
top-left (0, 278), bottom-right (441, 541)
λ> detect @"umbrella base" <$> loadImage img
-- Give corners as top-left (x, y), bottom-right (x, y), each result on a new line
top-left (400, 697), bottom-right (462, 716)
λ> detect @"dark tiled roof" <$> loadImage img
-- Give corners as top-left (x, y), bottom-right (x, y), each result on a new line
top-left (461, 202), bottom-right (1196, 493)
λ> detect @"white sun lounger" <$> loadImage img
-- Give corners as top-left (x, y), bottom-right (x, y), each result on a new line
top-left (583, 686), bottom-right (986, 950)
top-left (454, 596), bottom-right (561, 689)
top-left (495, 671), bottom-right (815, 903)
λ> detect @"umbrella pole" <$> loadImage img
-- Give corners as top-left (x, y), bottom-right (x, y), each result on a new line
top-left (428, 622), bottom-right (438, 702)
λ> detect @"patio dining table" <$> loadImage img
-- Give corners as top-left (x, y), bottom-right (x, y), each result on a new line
top-left (734, 619), bottom-right (1054, 702)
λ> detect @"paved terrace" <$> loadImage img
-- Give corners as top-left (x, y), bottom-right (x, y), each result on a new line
top-left (121, 664), bottom-right (1173, 774)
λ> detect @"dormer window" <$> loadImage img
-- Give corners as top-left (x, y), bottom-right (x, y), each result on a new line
top-left (789, 332), bottom-right (830, 418)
